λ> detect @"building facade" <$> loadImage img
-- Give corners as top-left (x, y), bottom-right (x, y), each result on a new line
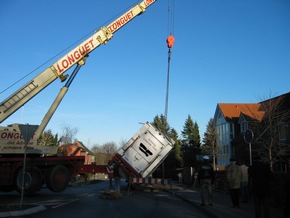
top-left (213, 92), bottom-right (290, 169)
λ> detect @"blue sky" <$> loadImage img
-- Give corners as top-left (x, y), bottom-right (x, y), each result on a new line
top-left (1, 0), bottom-right (289, 148)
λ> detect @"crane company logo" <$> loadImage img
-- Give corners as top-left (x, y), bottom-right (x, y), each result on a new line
top-left (0, 132), bottom-right (35, 147)
top-left (55, 39), bottom-right (94, 73)
top-left (1, 132), bottom-right (22, 139)
top-left (139, 143), bottom-right (153, 157)
top-left (0, 132), bottom-right (35, 139)
top-left (144, 0), bottom-right (155, 7)
top-left (108, 11), bottom-right (134, 33)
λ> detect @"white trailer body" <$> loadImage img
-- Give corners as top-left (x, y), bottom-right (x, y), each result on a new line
top-left (114, 122), bottom-right (174, 178)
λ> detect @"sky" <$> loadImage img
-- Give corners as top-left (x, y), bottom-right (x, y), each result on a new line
top-left (0, 0), bottom-right (289, 148)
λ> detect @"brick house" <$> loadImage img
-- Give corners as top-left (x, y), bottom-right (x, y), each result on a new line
top-left (58, 140), bottom-right (94, 164)
top-left (213, 92), bottom-right (290, 169)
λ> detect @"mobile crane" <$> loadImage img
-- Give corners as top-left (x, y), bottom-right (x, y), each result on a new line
top-left (0, 0), bottom-right (174, 195)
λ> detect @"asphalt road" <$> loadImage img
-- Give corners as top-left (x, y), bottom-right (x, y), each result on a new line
top-left (0, 180), bottom-right (210, 218)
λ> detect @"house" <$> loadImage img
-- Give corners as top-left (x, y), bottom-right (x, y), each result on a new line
top-left (214, 103), bottom-right (264, 166)
top-left (213, 92), bottom-right (290, 168)
top-left (58, 139), bottom-right (95, 164)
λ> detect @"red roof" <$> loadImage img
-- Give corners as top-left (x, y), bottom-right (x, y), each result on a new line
top-left (218, 103), bottom-right (264, 121)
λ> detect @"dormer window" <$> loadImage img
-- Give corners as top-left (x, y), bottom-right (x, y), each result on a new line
top-left (240, 120), bottom-right (248, 133)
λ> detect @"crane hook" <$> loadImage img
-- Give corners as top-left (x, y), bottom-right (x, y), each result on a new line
top-left (166, 35), bottom-right (175, 48)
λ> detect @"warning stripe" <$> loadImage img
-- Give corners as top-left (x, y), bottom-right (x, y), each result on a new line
top-left (131, 177), bottom-right (170, 185)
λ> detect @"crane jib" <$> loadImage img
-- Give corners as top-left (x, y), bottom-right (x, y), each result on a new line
top-left (0, 0), bottom-right (157, 125)
top-left (53, 0), bottom-right (156, 75)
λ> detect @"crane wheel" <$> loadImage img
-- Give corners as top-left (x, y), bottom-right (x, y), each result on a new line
top-left (46, 165), bottom-right (70, 192)
top-left (14, 166), bottom-right (43, 195)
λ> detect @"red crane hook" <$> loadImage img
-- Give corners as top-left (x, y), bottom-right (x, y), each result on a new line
top-left (166, 35), bottom-right (175, 48)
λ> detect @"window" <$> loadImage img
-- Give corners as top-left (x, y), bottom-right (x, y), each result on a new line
top-left (278, 122), bottom-right (287, 141)
top-left (230, 123), bottom-right (234, 139)
top-left (240, 121), bottom-right (248, 133)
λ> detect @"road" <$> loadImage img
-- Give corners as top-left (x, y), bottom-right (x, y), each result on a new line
top-left (0, 180), bottom-right (210, 218)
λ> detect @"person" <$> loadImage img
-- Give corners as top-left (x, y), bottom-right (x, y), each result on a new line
top-left (248, 156), bottom-right (273, 218)
top-left (111, 162), bottom-right (121, 193)
top-left (240, 160), bottom-right (249, 203)
top-left (227, 158), bottom-right (242, 208)
top-left (198, 155), bottom-right (215, 206)
top-left (115, 176), bottom-right (121, 193)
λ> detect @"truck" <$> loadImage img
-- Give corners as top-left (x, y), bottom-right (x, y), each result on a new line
top-left (0, 0), bottom-right (174, 195)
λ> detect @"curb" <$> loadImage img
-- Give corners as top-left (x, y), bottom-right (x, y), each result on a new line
top-left (0, 205), bottom-right (46, 218)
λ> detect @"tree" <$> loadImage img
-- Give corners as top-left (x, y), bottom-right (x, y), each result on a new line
top-left (152, 114), bottom-right (171, 134)
top-left (151, 114), bottom-right (182, 178)
top-left (169, 128), bottom-right (183, 166)
top-left (118, 138), bottom-right (127, 149)
top-left (91, 142), bottom-right (118, 154)
top-left (91, 144), bottom-right (100, 154)
top-left (38, 129), bottom-right (58, 146)
top-left (101, 142), bottom-right (118, 154)
top-left (91, 142), bottom-right (117, 165)
top-left (254, 94), bottom-right (290, 171)
top-left (181, 115), bottom-right (201, 167)
top-left (202, 118), bottom-right (217, 169)
top-left (151, 114), bottom-right (180, 147)
top-left (59, 125), bottom-right (78, 145)
top-left (181, 115), bottom-right (201, 148)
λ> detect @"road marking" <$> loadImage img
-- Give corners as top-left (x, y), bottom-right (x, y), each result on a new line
top-left (87, 194), bottom-right (95, 197)
top-left (77, 193), bottom-right (96, 197)
top-left (26, 192), bottom-right (96, 210)
top-left (78, 193), bottom-right (89, 196)
top-left (154, 194), bottom-right (170, 197)
top-left (33, 199), bottom-right (79, 208)
top-left (52, 199), bottom-right (79, 208)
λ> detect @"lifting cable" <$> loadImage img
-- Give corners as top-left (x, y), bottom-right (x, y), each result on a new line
top-left (164, 0), bottom-right (175, 119)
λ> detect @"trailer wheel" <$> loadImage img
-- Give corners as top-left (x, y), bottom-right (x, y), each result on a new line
top-left (14, 166), bottom-right (43, 195)
top-left (46, 165), bottom-right (70, 192)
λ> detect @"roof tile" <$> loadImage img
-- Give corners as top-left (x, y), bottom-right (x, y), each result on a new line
top-left (218, 103), bottom-right (264, 121)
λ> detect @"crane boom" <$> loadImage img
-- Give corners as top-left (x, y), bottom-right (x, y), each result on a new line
top-left (0, 0), bottom-right (156, 123)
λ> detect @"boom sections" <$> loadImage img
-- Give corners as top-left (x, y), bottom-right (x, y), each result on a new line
top-left (0, 0), bottom-right (156, 123)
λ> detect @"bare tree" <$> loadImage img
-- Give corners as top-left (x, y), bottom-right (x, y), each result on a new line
top-left (91, 143), bottom-right (101, 154)
top-left (254, 93), bottom-right (290, 171)
top-left (102, 142), bottom-right (118, 154)
top-left (59, 124), bottom-right (78, 145)
top-left (91, 142), bottom-right (118, 154)
top-left (91, 142), bottom-right (117, 165)
top-left (118, 138), bottom-right (127, 149)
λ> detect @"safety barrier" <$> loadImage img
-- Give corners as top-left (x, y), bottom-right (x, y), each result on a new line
top-left (131, 177), bottom-right (171, 185)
